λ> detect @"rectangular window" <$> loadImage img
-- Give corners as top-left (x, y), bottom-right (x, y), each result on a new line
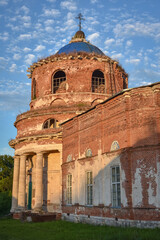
top-left (67, 174), bottom-right (72, 204)
top-left (111, 166), bottom-right (121, 207)
top-left (86, 171), bottom-right (93, 205)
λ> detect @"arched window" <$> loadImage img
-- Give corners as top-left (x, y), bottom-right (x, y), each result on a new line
top-left (43, 118), bottom-right (59, 129)
top-left (86, 149), bottom-right (92, 157)
top-left (67, 154), bottom-right (72, 162)
top-left (92, 70), bottom-right (105, 93)
top-left (52, 70), bottom-right (66, 94)
top-left (122, 74), bottom-right (127, 89)
top-left (110, 141), bottom-right (120, 151)
top-left (32, 78), bottom-right (36, 99)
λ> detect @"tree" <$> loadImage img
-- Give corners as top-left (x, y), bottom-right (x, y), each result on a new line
top-left (0, 155), bottom-right (14, 192)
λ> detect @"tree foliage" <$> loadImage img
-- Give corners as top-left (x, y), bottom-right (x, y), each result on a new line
top-left (0, 155), bottom-right (14, 192)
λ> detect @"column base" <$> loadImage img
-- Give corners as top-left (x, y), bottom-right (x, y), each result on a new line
top-left (10, 207), bottom-right (16, 213)
top-left (32, 207), bottom-right (44, 213)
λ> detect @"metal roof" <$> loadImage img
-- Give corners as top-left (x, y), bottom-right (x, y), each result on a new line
top-left (57, 41), bottom-right (105, 55)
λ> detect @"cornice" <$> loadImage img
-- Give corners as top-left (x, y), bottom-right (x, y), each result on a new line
top-left (9, 132), bottom-right (62, 149)
top-left (27, 52), bottom-right (121, 79)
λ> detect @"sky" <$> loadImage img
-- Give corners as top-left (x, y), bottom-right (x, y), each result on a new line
top-left (0, 0), bottom-right (160, 156)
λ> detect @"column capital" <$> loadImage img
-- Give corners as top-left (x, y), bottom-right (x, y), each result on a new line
top-left (36, 152), bottom-right (44, 155)
top-left (21, 153), bottom-right (28, 157)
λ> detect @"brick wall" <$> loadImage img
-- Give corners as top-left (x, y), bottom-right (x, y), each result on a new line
top-left (62, 82), bottom-right (160, 222)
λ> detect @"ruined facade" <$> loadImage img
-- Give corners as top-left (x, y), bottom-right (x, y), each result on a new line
top-left (9, 30), bottom-right (160, 227)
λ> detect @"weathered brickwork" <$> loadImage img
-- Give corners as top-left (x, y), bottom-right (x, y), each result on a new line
top-left (9, 29), bottom-right (160, 227)
top-left (62, 83), bottom-right (160, 226)
top-left (10, 43), bottom-right (127, 215)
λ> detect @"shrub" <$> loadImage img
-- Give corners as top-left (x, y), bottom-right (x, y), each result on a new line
top-left (0, 191), bottom-right (12, 217)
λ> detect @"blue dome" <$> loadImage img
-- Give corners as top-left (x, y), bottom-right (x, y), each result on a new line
top-left (57, 42), bottom-right (104, 55)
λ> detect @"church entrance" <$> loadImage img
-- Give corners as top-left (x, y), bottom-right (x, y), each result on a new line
top-left (27, 168), bottom-right (32, 210)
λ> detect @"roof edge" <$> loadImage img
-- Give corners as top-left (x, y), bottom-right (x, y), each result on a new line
top-left (27, 52), bottom-right (122, 79)
top-left (61, 81), bottom-right (160, 126)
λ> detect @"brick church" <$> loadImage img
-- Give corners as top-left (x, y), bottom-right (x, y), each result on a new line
top-left (9, 22), bottom-right (160, 227)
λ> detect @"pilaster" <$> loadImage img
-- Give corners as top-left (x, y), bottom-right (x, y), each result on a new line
top-left (34, 152), bottom-right (43, 211)
top-left (17, 155), bottom-right (27, 209)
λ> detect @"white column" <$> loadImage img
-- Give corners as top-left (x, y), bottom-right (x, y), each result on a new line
top-left (34, 152), bottom-right (43, 211)
top-left (11, 155), bottom-right (20, 212)
top-left (18, 155), bottom-right (26, 209)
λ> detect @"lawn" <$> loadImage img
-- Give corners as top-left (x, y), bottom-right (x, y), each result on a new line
top-left (0, 217), bottom-right (160, 240)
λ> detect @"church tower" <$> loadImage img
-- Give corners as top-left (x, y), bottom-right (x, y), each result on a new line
top-left (9, 21), bottom-right (128, 214)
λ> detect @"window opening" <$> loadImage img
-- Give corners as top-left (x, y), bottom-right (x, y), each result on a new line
top-left (111, 166), bottom-right (121, 207)
top-left (32, 78), bottom-right (36, 99)
top-left (67, 174), bottom-right (72, 204)
top-left (92, 70), bottom-right (105, 93)
top-left (67, 154), bottom-right (72, 162)
top-left (122, 74), bottom-right (127, 89)
top-left (43, 119), bottom-right (59, 129)
top-left (86, 171), bottom-right (93, 205)
top-left (52, 71), bottom-right (66, 93)
top-left (110, 141), bottom-right (120, 151)
top-left (86, 149), bottom-right (92, 157)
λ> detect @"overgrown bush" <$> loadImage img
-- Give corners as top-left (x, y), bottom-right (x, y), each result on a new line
top-left (0, 191), bottom-right (12, 216)
top-left (0, 155), bottom-right (13, 217)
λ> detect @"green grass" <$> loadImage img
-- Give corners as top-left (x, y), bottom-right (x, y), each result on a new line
top-left (0, 217), bottom-right (160, 240)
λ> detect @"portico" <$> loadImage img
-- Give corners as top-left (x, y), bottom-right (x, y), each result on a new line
top-left (11, 147), bottom-right (62, 214)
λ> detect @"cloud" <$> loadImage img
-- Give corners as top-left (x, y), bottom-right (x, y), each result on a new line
top-left (19, 33), bottom-right (32, 40)
top-left (60, 1), bottom-right (77, 11)
top-left (21, 16), bottom-right (31, 22)
top-left (23, 47), bottom-right (31, 52)
top-left (35, 23), bottom-right (42, 30)
top-left (43, 8), bottom-right (60, 17)
top-left (114, 22), bottom-right (160, 40)
top-left (13, 54), bottom-right (21, 60)
top-left (9, 64), bottom-right (17, 72)
top-left (47, 0), bottom-right (56, 2)
top-left (18, 15), bottom-right (31, 28)
top-left (126, 40), bottom-right (132, 47)
top-left (65, 11), bottom-right (76, 26)
top-left (20, 5), bottom-right (30, 14)
top-left (6, 23), bottom-right (21, 31)
top-left (125, 58), bottom-right (140, 64)
top-left (87, 17), bottom-right (99, 25)
top-left (0, 57), bottom-right (7, 62)
top-left (111, 53), bottom-right (123, 60)
top-left (25, 83), bottom-right (31, 86)
top-left (0, 57), bottom-right (8, 69)
top-left (151, 63), bottom-right (157, 68)
top-left (0, 0), bottom-right (8, 6)
top-left (0, 79), bottom-right (31, 112)
top-left (0, 32), bottom-right (9, 41)
top-left (25, 54), bottom-right (35, 65)
top-left (44, 19), bottom-right (54, 25)
top-left (129, 69), bottom-right (160, 87)
top-left (0, 147), bottom-right (14, 156)
top-left (90, 0), bottom-right (98, 3)
top-left (104, 38), bottom-right (115, 48)
top-left (34, 45), bottom-right (46, 52)
top-left (140, 81), bottom-right (152, 86)
top-left (88, 32), bottom-right (99, 42)
top-left (45, 26), bottom-right (54, 33)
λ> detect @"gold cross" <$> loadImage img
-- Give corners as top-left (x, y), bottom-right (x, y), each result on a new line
top-left (76, 13), bottom-right (85, 31)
